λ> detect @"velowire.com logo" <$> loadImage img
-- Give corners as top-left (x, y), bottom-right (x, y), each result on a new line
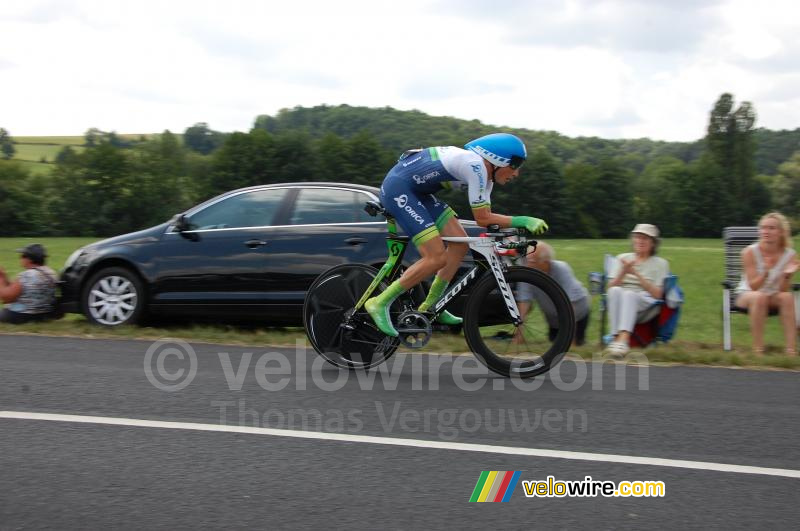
top-left (469, 471), bottom-right (521, 502)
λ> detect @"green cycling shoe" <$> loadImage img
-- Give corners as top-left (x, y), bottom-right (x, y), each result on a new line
top-left (365, 297), bottom-right (399, 337)
top-left (435, 310), bottom-right (463, 326)
top-left (364, 279), bottom-right (409, 337)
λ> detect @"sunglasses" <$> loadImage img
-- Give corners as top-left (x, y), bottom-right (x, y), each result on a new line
top-left (509, 155), bottom-right (525, 170)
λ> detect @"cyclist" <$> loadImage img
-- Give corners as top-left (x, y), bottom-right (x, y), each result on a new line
top-left (365, 133), bottom-right (549, 337)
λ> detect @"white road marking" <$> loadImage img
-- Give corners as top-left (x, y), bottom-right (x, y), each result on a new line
top-left (2, 410), bottom-right (799, 479)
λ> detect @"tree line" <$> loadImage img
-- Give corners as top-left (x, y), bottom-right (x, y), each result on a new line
top-left (1, 94), bottom-right (799, 238)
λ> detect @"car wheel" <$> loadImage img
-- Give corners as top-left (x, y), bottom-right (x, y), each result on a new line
top-left (82, 267), bottom-right (145, 326)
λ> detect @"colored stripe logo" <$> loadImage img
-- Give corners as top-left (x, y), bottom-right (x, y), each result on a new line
top-left (469, 471), bottom-right (521, 502)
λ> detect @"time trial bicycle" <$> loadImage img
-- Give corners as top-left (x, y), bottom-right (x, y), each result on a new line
top-left (303, 201), bottom-right (575, 379)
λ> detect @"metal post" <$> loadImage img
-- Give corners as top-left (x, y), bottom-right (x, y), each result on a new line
top-left (723, 289), bottom-right (732, 351)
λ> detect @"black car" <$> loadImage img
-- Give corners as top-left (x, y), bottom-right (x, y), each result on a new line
top-left (60, 182), bottom-right (483, 326)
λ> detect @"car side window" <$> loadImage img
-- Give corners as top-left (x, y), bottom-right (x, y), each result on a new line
top-left (290, 189), bottom-right (375, 225)
top-left (188, 189), bottom-right (289, 230)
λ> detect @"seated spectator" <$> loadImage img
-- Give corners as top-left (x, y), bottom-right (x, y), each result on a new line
top-left (734, 212), bottom-right (799, 356)
top-left (514, 241), bottom-right (591, 346)
top-left (0, 243), bottom-right (59, 324)
top-left (604, 224), bottom-right (669, 356)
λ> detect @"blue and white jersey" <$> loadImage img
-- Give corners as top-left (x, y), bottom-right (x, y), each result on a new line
top-left (389, 146), bottom-right (493, 209)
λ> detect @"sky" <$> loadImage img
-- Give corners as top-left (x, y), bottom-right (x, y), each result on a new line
top-left (2, 0), bottom-right (799, 141)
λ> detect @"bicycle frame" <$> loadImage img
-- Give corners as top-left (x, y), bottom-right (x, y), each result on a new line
top-left (353, 218), bottom-right (409, 310)
top-left (434, 236), bottom-right (522, 325)
top-left (352, 219), bottom-right (523, 326)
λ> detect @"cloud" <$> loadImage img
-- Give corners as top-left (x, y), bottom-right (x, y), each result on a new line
top-left (186, 24), bottom-right (281, 62)
top-left (182, 15), bottom-right (346, 91)
top-left (711, 0), bottom-right (799, 71)
top-left (4, 0), bottom-right (84, 24)
top-left (1, 0), bottom-right (799, 140)
top-left (579, 106), bottom-right (643, 128)
top-left (102, 86), bottom-right (186, 106)
top-left (753, 75), bottom-right (800, 103)
top-left (280, 70), bottom-right (343, 90)
top-left (401, 79), bottom-right (514, 100)
top-left (728, 37), bottom-right (800, 75)
top-left (437, 0), bottom-right (724, 53)
top-left (744, 52), bottom-right (800, 75)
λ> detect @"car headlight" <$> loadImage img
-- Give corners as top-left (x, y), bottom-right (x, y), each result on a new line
top-left (64, 248), bottom-right (95, 270)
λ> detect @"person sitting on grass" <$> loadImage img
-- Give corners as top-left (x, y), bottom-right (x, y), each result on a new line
top-left (0, 243), bottom-right (60, 324)
top-left (734, 212), bottom-right (799, 356)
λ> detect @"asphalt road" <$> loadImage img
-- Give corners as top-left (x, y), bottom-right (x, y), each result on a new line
top-left (1, 334), bottom-right (799, 529)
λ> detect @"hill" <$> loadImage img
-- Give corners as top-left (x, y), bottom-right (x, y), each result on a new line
top-left (254, 105), bottom-right (701, 167)
top-left (254, 104), bottom-right (799, 175)
top-left (8, 106), bottom-right (798, 175)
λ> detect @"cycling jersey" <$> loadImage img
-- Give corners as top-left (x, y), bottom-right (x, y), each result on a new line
top-left (380, 146), bottom-right (492, 246)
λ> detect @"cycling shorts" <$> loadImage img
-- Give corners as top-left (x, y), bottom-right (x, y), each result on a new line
top-left (380, 174), bottom-right (457, 247)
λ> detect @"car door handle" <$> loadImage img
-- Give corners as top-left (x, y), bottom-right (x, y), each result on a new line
top-left (244, 239), bottom-right (268, 249)
top-left (345, 237), bottom-right (368, 245)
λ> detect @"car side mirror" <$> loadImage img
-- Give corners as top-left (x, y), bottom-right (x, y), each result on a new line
top-left (174, 214), bottom-right (190, 232)
top-left (173, 214), bottom-right (199, 241)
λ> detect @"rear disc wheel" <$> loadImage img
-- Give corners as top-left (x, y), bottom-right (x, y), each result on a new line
top-left (304, 264), bottom-right (414, 370)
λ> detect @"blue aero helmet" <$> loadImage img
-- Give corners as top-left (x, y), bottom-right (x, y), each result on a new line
top-left (464, 133), bottom-right (527, 170)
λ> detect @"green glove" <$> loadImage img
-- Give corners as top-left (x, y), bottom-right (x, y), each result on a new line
top-left (511, 216), bottom-right (549, 235)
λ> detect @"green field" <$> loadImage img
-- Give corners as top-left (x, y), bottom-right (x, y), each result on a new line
top-left (7, 135), bottom-right (156, 174)
top-left (13, 159), bottom-right (53, 176)
top-left (13, 136), bottom-right (87, 145)
top-left (1, 236), bottom-right (798, 368)
top-left (8, 136), bottom-right (84, 174)
top-left (12, 142), bottom-right (85, 163)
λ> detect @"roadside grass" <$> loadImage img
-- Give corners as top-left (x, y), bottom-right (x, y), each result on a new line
top-left (1, 236), bottom-right (799, 370)
top-left (2, 316), bottom-right (796, 370)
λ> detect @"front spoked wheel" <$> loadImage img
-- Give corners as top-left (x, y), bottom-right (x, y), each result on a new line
top-left (303, 264), bottom-right (411, 370)
top-left (463, 266), bottom-right (575, 378)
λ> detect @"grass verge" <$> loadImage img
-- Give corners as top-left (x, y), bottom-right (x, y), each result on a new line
top-left (2, 315), bottom-right (797, 371)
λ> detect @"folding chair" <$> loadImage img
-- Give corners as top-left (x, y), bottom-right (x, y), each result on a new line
top-left (589, 254), bottom-right (683, 348)
top-left (721, 226), bottom-right (800, 351)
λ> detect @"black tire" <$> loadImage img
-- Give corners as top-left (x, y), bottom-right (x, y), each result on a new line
top-left (463, 266), bottom-right (574, 378)
top-left (82, 266), bottom-right (145, 326)
top-left (303, 264), bottom-right (416, 370)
